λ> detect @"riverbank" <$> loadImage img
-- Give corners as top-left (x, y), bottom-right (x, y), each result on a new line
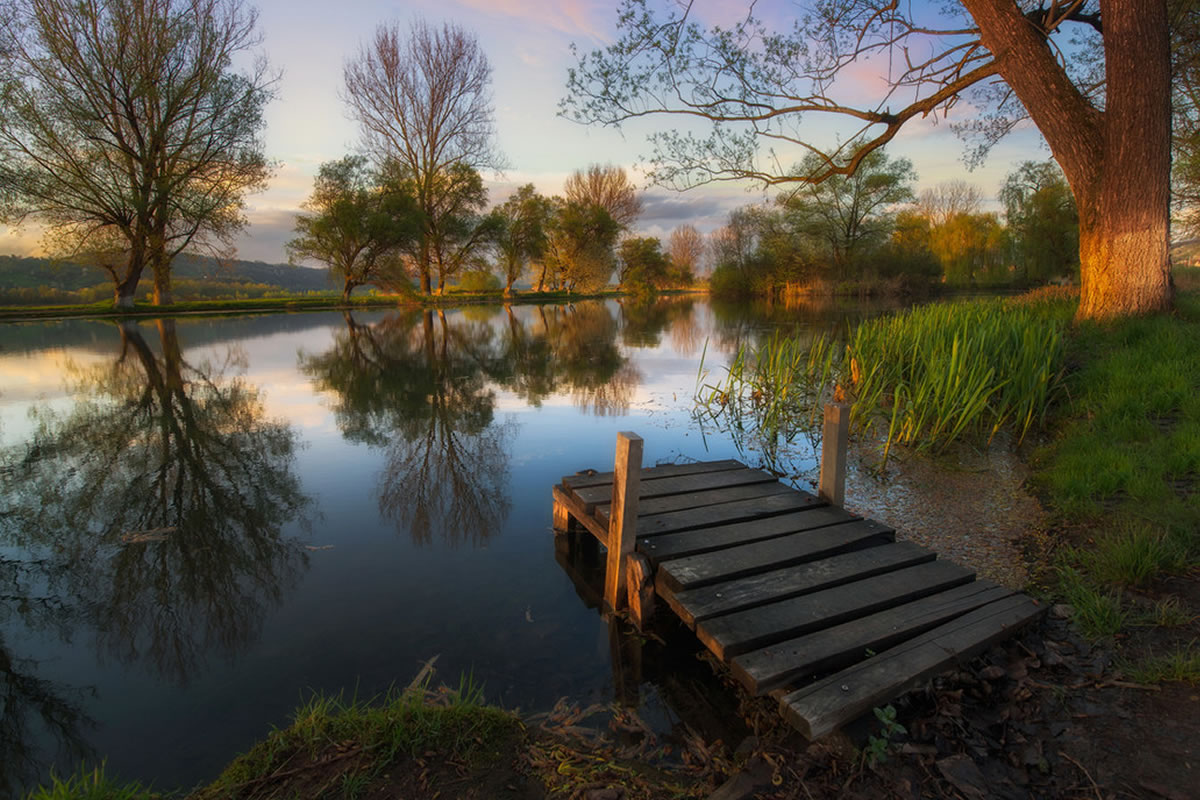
top-left (0, 288), bottom-right (708, 323)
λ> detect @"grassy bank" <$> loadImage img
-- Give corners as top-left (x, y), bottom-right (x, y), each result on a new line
top-left (1030, 288), bottom-right (1200, 673)
top-left (0, 288), bottom-right (645, 322)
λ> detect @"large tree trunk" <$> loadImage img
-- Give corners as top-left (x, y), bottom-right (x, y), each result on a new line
top-left (114, 274), bottom-right (139, 309)
top-left (964, 0), bottom-right (1172, 320)
top-left (1076, 1), bottom-right (1173, 318)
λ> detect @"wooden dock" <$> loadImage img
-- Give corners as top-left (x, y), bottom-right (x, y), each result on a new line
top-left (551, 431), bottom-right (1043, 740)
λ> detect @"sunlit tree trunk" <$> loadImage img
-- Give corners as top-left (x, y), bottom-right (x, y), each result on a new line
top-left (965, 0), bottom-right (1172, 319)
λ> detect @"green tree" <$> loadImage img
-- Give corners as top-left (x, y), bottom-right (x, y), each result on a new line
top-left (930, 212), bottom-right (1011, 287)
top-left (543, 200), bottom-right (621, 292)
top-left (565, 0), bottom-right (1173, 319)
top-left (1000, 161), bottom-right (1080, 283)
top-left (782, 150), bottom-right (916, 278)
top-left (617, 236), bottom-right (670, 295)
top-left (287, 156), bottom-right (421, 301)
top-left (0, 0), bottom-right (274, 308)
top-left (488, 184), bottom-right (553, 296)
top-left (343, 19), bottom-right (502, 294)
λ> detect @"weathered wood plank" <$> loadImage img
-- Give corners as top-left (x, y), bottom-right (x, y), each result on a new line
top-left (657, 519), bottom-right (896, 594)
top-left (781, 594), bottom-right (1044, 740)
top-left (574, 467), bottom-right (777, 513)
top-left (562, 459), bottom-right (743, 490)
top-left (661, 541), bottom-right (934, 628)
top-left (596, 481), bottom-right (796, 526)
top-left (700, 560), bottom-right (978, 662)
top-left (730, 582), bottom-right (1015, 694)
top-left (604, 432), bottom-right (643, 611)
top-left (551, 484), bottom-right (608, 543)
top-left (636, 491), bottom-right (824, 539)
top-left (638, 506), bottom-right (858, 566)
top-left (818, 402), bottom-right (850, 506)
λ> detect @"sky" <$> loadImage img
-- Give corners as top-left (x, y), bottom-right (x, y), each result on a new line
top-left (0, 0), bottom-right (1052, 264)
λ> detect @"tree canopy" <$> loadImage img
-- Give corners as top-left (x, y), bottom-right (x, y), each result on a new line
top-left (565, 0), bottom-right (1174, 319)
top-left (287, 156), bottom-right (421, 300)
top-left (0, 0), bottom-right (275, 308)
top-left (343, 19), bottom-right (502, 294)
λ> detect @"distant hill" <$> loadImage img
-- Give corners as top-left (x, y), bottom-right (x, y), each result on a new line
top-left (0, 252), bottom-right (332, 292)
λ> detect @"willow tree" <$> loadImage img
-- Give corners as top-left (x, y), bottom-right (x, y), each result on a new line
top-left (565, 0), bottom-right (1172, 319)
top-left (0, 0), bottom-right (275, 308)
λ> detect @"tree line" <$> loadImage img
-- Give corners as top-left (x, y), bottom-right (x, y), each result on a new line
top-left (706, 152), bottom-right (1080, 297)
top-left (1, 1), bottom-right (1197, 318)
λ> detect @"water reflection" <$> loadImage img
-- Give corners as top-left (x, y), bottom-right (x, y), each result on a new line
top-left (301, 302), bottom-right (655, 544)
top-left (0, 319), bottom-right (312, 789)
top-left (0, 562), bottom-right (93, 798)
top-left (301, 310), bottom-right (515, 546)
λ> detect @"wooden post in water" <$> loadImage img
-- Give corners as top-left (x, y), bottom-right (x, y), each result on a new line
top-left (604, 431), bottom-right (643, 611)
top-left (819, 402), bottom-right (850, 507)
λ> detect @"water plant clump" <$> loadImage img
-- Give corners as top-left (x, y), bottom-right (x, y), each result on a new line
top-left (696, 297), bottom-right (1072, 465)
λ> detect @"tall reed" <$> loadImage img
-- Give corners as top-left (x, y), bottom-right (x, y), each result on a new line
top-left (696, 298), bottom-right (1070, 465)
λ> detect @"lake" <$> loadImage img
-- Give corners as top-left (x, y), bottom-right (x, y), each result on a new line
top-left (0, 296), bottom-right (897, 795)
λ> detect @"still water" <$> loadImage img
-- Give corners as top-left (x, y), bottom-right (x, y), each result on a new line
top-left (0, 297), bottom-right (889, 795)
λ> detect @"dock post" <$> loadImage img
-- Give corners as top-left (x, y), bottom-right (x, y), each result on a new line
top-left (819, 402), bottom-right (850, 507)
top-left (604, 431), bottom-right (643, 612)
top-left (626, 553), bottom-right (654, 629)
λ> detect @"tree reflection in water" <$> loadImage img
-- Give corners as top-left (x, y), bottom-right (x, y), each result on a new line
top-left (302, 302), bottom-right (651, 544)
top-left (0, 320), bottom-right (311, 792)
top-left (301, 310), bottom-right (515, 547)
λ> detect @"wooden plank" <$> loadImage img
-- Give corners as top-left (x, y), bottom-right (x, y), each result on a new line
top-left (701, 560), bottom-right (977, 661)
top-left (596, 481), bottom-right (796, 526)
top-left (818, 402), bottom-right (850, 506)
top-left (562, 459), bottom-right (743, 490)
top-left (604, 432), bottom-right (643, 611)
top-left (731, 580), bottom-right (1012, 694)
top-left (573, 467), bottom-right (777, 513)
top-left (636, 490), bottom-right (824, 539)
top-left (661, 541), bottom-right (934, 627)
top-left (551, 484), bottom-right (608, 543)
top-left (781, 594), bottom-right (1044, 740)
top-left (638, 506), bottom-right (858, 566)
top-left (657, 519), bottom-right (896, 593)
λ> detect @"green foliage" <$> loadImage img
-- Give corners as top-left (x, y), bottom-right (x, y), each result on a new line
top-left (455, 269), bottom-right (501, 292)
top-left (488, 184), bottom-right (553, 292)
top-left (1000, 161), bottom-right (1079, 283)
top-left (543, 199), bottom-right (621, 291)
top-left (25, 764), bottom-right (156, 800)
top-left (1032, 293), bottom-right (1200, 528)
top-left (864, 705), bottom-right (906, 767)
top-left (1123, 643), bottom-right (1200, 684)
top-left (697, 296), bottom-right (1072, 466)
top-left (783, 150), bottom-right (917, 278)
top-left (1075, 524), bottom-right (1192, 589)
top-left (200, 678), bottom-right (519, 799)
top-left (618, 236), bottom-right (671, 295)
top-left (288, 155), bottom-right (422, 299)
top-left (1056, 565), bottom-right (1128, 639)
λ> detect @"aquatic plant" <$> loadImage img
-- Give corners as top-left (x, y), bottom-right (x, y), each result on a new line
top-left (696, 297), bottom-right (1071, 466)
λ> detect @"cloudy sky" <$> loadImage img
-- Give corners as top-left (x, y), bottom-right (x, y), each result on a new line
top-left (2, 0), bottom-right (1051, 264)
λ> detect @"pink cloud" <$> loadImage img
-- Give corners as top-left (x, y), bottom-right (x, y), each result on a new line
top-left (453, 0), bottom-right (609, 42)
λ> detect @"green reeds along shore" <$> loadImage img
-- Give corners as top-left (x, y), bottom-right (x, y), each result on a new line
top-left (696, 295), bottom-right (1073, 465)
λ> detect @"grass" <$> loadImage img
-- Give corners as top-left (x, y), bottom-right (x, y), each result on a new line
top-left (1121, 642), bottom-right (1200, 684)
top-left (25, 765), bottom-right (157, 800)
top-left (1030, 288), bottom-right (1200, 644)
top-left (695, 295), bottom-right (1072, 466)
top-left (193, 676), bottom-right (520, 800)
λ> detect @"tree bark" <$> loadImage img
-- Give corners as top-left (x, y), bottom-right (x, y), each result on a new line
top-left (964, 0), bottom-right (1172, 319)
